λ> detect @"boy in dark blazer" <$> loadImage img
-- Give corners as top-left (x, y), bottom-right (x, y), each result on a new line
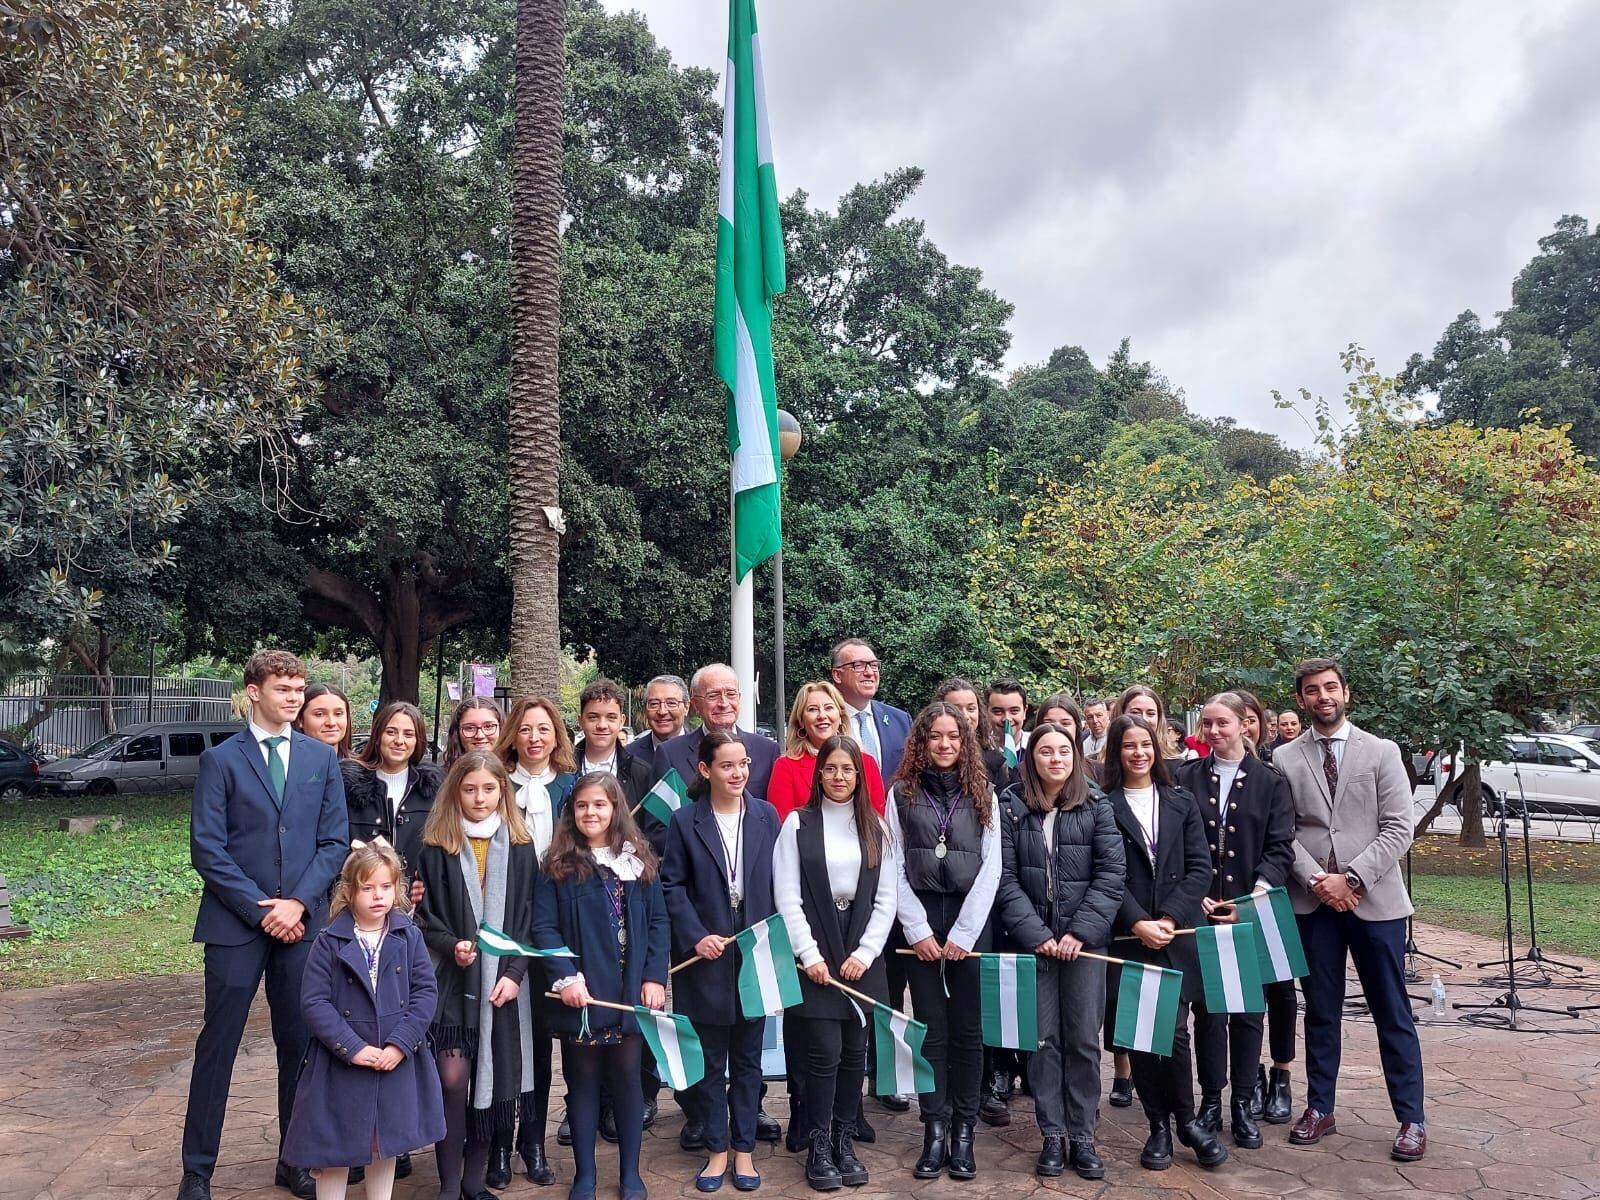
top-left (178, 651), bottom-right (349, 1200)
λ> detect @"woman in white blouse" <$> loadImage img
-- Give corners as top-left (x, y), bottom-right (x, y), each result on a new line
top-left (774, 735), bottom-right (896, 1193)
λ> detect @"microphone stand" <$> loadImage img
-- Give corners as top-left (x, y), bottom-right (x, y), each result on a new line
top-left (1402, 846), bottom-right (1460, 984)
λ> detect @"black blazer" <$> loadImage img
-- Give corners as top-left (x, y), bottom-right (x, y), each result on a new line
top-left (652, 728), bottom-right (779, 801)
top-left (1107, 784), bottom-right (1211, 1002)
top-left (533, 863), bottom-right (670, 1037)
top-left (660, 797), bottom-right (780, 1025)
top-left (573, 739), bottom-right (655, 810)
top-left (1173, 756), bottom-right (1296, 902)
top-left (341, 759), bottom-right (442, 875)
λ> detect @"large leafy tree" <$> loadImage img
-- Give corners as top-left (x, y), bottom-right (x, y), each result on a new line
top-left (1405, 214), bottom-right (1600, 456)
top-left (0, 0), bottom-right (324, 667)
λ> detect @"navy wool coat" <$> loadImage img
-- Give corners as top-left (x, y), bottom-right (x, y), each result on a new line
top-left (533, 863), bottom-right (670, 1037)
top-left (281, 909), bottom-right (446, 1168)
top-left (660, 797), bottom-right (779, 1026)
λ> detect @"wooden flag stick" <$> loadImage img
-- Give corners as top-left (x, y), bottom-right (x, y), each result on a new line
top-left (667, 935), bottom-right (736, 976)
top-left (894, 946), bottom-right (1132, 967)
top-left (1111, 928), bottom-right (1198, 942)
top-left (542, 991), bottom-right (636, 1014)
top-left (823, 975), bottom-right (924, 1024)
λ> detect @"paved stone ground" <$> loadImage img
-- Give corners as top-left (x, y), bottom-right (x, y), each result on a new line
top-left (3, 922), bottom-right (1598, 1200)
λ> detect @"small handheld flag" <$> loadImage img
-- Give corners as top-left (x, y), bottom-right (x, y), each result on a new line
top-left (635, 1008), bottom-right (706, 1091)
top-left (477, 924), bottom-right (575, 959)
top-left (733, 914), bottom-right (802, 1018)
top-left (1195, 923), bottom-right (1265, 1013)
top-left (979, 953), bottom-right (1039, 1050)
top-left (1233, 886), bottom-right (1308, 982)
top-left (640, 769), bottom-right (689, 827)
top-left (1112, 961), bottom-right (1184, 1056)
top-left (1002, 719), bottom-right (1019, 770)
top-left (873, 1002), bottom-right (935, 1096)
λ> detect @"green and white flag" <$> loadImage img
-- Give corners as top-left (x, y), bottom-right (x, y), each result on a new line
top-left (639, 769), bottom-right (689, 827)
top-left (1196, 923), bottom-right (1266, 1013)
top-left (733, 913), bottom-right (802, 1018)
top-left (715, 0), bottom-right (786, 580)
top-left (980, 953), bottom-right (1038, 1050)
top-left (1233, 886), bottom-right (1308, 982)
top-left (872, 1003), bottom-right (935, 1096)
top-left (477, 924), bottom-right (574, 959)
top-left (1112, 961), bottom-right (1184, 1056)
top-left (1002, 719), bottom-right (1020, 770)
top-left (635, 1008), bottom-right (706, 1091)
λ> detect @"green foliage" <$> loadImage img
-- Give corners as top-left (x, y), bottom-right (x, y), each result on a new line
top-left (0, 0), bottom-right (327, 637)
top-left (0, 793), bottom-right (198, 940)
top-left (1404, 214), bottom-right (1600, 456)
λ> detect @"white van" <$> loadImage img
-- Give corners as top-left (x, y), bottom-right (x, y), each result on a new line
top-left (40, 721), bottom-right (245, 796)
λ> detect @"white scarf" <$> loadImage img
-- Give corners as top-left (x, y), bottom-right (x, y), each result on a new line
top-left (511, 764), bottom-right (556, 861)
top-left (591, 840), bottom-right (646, 881)
top-left (463, 812), bottom-right (503, 839)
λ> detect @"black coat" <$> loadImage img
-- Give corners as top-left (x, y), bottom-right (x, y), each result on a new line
top-left (1107, 784), bottom-right (1212, 1002)
top-left (342, 759), bottom-right (442, 875)
top-left (995, 785), bottom-right (1125, 951)
top-left (1173, 756), bottom-right (1296, 902)
top-left (413, 839), bottom-right (536, 1044)
top-left (660, 797), bottom-right (780, 1026)
top-left (572, 739), bottom-right (655, 811)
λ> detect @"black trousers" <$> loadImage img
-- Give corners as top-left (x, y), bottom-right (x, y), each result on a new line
top-left (693, 1018), bottom-right (764, 1152)
top-left (1300, 909), bottom-right (1424, 1123)
top-left (515, 1007), bottom-right (553, 1153)
top-left (1265, 980), bottom-right (1298, 1063)
top-left (1194, 1006), bottom-right (1264, 1097)
top-left (783, 1010), bottom-right (808, 1129)
top-left (1029, 955), bottom-right (1106, 1140)
top-left (803, 1016), bottom-right (867, 1137)
top-left (181, 935), bottom-right (312, 1177)
top-left (905, 956), bottom-right (983, 1124)
top-left (1129, 999), bottom-right (1195, 1125)
top-left (563, 1036), bottom-right (645, 1188)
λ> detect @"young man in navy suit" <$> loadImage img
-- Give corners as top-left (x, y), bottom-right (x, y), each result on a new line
top-left (177, 651), bottom-right (349, 1200)
top-left (828, 638), bottom-right (912, 782)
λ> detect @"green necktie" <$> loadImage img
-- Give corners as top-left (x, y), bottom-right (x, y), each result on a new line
top-left (264, 735), bottom-right (287, 800)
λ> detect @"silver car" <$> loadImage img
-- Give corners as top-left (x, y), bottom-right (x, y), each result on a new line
top-left (40, 721), bottom-right (244, 796)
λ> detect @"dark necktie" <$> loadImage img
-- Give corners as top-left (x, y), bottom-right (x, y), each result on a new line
top-left (1320, 737), bottom-right (1339, 799)
top-left (264, 736), bottom-right (287, 800)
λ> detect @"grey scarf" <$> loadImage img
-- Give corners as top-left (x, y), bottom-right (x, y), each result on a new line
top-left (457, 824), bottom-right (536, 1108)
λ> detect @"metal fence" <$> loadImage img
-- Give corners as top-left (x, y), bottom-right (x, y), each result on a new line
top-left (0, 675), bottom-right (235, 758)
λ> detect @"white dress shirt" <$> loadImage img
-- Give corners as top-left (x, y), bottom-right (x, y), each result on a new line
top-left (249, 718), bottom-right (292, 775)
top-left (1314, 721), bottom-right (1351, 771)
top-left (845, 703), bottom-right (882, 762)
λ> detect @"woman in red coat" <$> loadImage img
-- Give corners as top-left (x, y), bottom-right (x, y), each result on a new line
top-left (767, 681), bottom-right (885, 821)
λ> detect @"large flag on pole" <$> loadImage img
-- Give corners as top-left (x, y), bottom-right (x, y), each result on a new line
top-left (979, 953), bottom-right (1038, 1050)
top-left (716, 0), bottom-right (785, 580)
top-left (1195, 923), bottom-right (1266, 1013)
top-left (1233, 886), bottom-right (1309, 982)
top-left (872, 1002), bottom-right (936, 1096)
top-left (733, 914), bottom-right (803, 1018)
top-left (635, 1008), bottom-right (707, 1091)
top-left (1111, 961), bottom-right (1184, 1056)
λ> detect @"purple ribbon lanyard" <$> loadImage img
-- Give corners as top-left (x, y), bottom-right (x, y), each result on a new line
top-left (930, 794), bottom-right (956, 858)
top-left (605, 880), bottom-right (626, 947)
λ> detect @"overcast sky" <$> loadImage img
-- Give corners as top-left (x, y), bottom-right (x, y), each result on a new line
top-left (603, 1), bottom-right (1600, 446)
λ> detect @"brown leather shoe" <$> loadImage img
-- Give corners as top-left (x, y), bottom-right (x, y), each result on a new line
top-left (1391, 1123), bottom-right (1426, 1161)
top-left (1287, 1108), bottom-right (1337, 1146)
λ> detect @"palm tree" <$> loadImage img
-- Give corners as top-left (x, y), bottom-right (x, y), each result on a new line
top-left (508, 0), bottom-right (566, 697)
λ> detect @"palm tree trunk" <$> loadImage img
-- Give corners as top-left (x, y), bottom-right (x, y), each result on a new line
top-left (508, 0), bottom-right (566, 698)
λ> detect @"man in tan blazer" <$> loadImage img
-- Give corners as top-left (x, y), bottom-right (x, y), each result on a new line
top-left (1274, 658), bottom-right (1425, 1163)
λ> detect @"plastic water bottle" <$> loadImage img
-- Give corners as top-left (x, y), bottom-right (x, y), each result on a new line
top-left (1430, 973), bottom-right (1447, 1017)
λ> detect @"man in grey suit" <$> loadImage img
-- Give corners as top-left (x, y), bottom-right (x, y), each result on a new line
top-left (1274, 658), bottom-right (1425, 1162)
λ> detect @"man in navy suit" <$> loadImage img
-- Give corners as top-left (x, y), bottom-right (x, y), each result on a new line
top-left (651, 663), bottom-right (780, 800)
top-left (177, 651), bottom-right (349, 1200)
top-left (829, 638), bottom-right (912, 783)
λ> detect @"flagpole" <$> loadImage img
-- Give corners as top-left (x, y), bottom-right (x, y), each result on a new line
top-left (543, 992), bottom-right (642, 1015)
top-left (824, 975), bottom-right (920, 1022)
top-left (893, 947), bottom-right (1134, 967)
top-left (669, 935), bottom-right (736, 976)
top-left (731, 461), bottom-right (757, 731)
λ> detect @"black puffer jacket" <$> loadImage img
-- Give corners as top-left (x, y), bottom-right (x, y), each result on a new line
top-left (995, 782), bottom-right (1125, 951)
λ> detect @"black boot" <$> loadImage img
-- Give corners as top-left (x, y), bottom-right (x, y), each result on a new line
top-left (1108, 1075), bottom-right (1134, 1108)
top-left (557, 1116), bottom-right (573, 1147)
top-left (1140, 1119), bottom-right (1173, 1171)
top-left (395, 1153), bottom-right (412, 1179)
top-left (347, 1166), bottom-right (364, 1185)
top-left (1035, 1135), bottom-right (1065, 1178)
top-left (487, 1129), bottom-right (514, 1190)
top-left (1264, 1067), bottom-right (1293, 1125)
top-left (852, 1107), bottom-right (875, 1144)
top-left (599, 1104), bottom-right (618, 1144)
top-left (978, 1077), bottom-right (1011, 1128)
top-left (831, 1121), bottom-right (867, 1187)
top-left (519, 1128), bottom-right (556, 1186)
top-left (1068, 1139), bottom-right (1105, 1181)
top-left (1177, 1115), bottom-right (1229, 1168)
top-left (1196, 1091), bottom-right (1223, 1134)
top-left (785, 1119), bottom-right (807, 1154)
top-left (913, 1119), bottom-right (949, 1179)
top-left (806, 1129), bottom-right (843, 1192)
top-left (273, 1163), bottom-right (315, 1200)
top-left (1231, 1097), bottom-right (1263, 1149)
top-left (947, 1119), bottom-right (977, 1180)
top-left (1248, 1065), bottom-right (1267, 1120)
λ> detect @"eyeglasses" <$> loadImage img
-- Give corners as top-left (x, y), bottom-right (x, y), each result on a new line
top-left (835, 660), bottom-right (880, 674)
top-left (645, 699), bottom-right (685, 712)
top-left (698, 689), bottom-right (741, 703)
top-left (460, 723), bottom-right (499, 738)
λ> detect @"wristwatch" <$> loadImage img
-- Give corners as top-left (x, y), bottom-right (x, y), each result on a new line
top-left (1343, 869), bottom-right (1364, 893)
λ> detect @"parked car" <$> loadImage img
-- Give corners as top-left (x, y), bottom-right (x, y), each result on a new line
top-left (39, 721), bottom-right (245, 796)
top-left (1570, 723), bottom-right (1600, 741)
top-left (1479, 733), bottom-right (1600, 818)
top-left (0, 736), bottom-right (44, 799)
